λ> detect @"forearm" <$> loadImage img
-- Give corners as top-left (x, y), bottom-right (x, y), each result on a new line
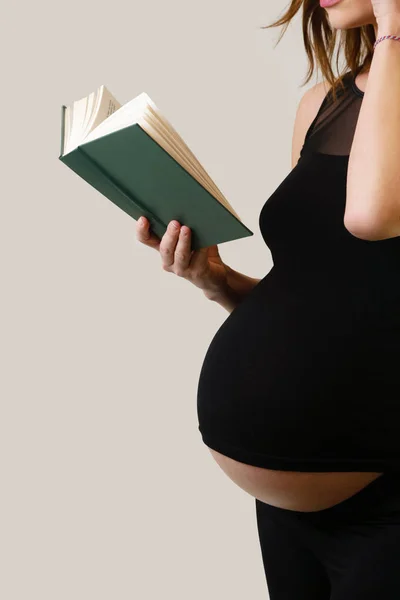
top-left (203, 265), bottom-right (262, 313)
top-left (346, 16), bottom-right (400, 240)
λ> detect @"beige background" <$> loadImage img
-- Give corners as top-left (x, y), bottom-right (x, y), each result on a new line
top-left (2, 1), bottom-right (324, 598)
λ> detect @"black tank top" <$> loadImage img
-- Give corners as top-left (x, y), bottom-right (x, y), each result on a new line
top-left (196, 70), bottom-right (400, 473)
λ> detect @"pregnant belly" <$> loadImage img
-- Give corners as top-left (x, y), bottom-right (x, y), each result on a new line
top-left (207, 448), bottom-right (382, 512)
top-left (197, 268), bottom-right (397, 512)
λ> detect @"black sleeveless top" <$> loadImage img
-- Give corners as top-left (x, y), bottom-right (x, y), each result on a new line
top-left (196, 70), bottom-right (400, 473)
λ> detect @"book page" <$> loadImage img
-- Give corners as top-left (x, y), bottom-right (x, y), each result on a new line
top-left (82, 86), bottom-right (121, 140)
top-left (83, 92), bottom-right (149, 144)
top-left (63, 86), bottom-right (122, 154)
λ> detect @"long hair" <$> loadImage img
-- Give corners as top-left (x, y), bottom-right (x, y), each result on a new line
top-left (261, 0), bottom-right (376, 102)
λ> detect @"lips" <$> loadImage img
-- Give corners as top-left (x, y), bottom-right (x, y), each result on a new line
top-left (320, 0), bottom-right (342, 7)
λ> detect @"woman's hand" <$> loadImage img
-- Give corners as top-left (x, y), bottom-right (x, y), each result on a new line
top-left (135, 216), bottom-right (229, 297)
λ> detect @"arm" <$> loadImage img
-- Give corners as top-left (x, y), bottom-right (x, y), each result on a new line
top-left (345, 17), bottom-right (400, 241)
top-left (203, 265), bottom-right (261, 313)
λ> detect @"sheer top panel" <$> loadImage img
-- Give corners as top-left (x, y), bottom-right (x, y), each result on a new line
top-left (301, 70), bottom-right (365, 158)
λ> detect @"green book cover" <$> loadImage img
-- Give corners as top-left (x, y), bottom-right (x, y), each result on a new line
top-left (58, 96), bottom-right (253, 251)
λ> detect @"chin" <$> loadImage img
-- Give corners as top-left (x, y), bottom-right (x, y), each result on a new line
top-left (328, 17), bottom-right (370, 30)
top-left (322, 2), bottom-right (376, 31)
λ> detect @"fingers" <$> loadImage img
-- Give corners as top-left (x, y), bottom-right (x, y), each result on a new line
top-left (136, 216), bottom-right (161, 250)
top-left (137, 216), bottom-right (207, 279)
top-left (173, 225), bottom-right (193, 276)
top-left (159, 220), bottom-right (182, 271)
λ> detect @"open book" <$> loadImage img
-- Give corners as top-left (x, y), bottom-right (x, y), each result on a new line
top-left (59, 85), bottom-right (253, 250)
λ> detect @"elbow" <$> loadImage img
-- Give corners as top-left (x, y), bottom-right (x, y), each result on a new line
top-left (344, 207), bottom-right (400, 241)
top-left (344, 211), bottom-right (381, 241)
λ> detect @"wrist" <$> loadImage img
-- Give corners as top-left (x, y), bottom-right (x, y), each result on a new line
top-left (202, 277), bottom-right (241, 314)
top-left (202, 265), bottom-right (231, 302)
top-left (202, 264), bottom-right (261, 308)
top-left (376, 15), bottom-right (400, 37)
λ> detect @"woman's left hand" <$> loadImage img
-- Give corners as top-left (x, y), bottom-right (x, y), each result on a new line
top-left (371, 0), bottom-right (400, 24)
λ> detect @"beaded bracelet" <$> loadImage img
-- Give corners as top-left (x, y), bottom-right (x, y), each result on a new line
top-left (373, 34), bottom-right (400, 50)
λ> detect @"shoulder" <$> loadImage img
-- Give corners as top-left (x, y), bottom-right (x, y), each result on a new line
top-left (299, 80), bottom-right (331, 119)
top-left (291, 80), bottom-right (331, 169)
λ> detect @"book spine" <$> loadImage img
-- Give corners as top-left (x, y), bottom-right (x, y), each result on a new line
top-left (60, 105), bottom-right (66, 158)
top-left (77, 146), bottom-right (167, 230)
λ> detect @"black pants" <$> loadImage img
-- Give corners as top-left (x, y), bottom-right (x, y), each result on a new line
top-left (255, 472), bottom-right (400, 599)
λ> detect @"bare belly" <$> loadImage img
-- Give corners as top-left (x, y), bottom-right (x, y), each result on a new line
top-left (208, 448), bottom-right (383, 512)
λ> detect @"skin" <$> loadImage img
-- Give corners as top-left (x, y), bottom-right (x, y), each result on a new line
top-left (135, 0), bottom-right (393, 512)
top-left (324, 0), bottom-right (377, 31)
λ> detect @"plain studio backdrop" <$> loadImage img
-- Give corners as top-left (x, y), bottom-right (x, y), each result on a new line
top-left (1, 1), bottom-right (325, 598)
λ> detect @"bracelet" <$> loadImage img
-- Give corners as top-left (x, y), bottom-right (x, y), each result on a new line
top-left (373, 34), bottom-right (400, 50)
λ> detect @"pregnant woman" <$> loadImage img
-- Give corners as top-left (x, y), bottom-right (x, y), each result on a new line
top-left (137, 0), bottom-right (400, 597)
